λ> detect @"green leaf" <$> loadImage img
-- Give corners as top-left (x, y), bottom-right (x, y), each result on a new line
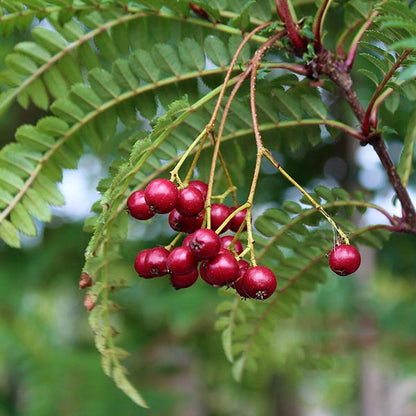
top-left (43, 66), bottom-right (68, 99)
top-left (5, 53), bottom-right (37, 75)
top-left (152, 44), bottom-right (182, 76)
top-left (14, 41), bottom-right (51, 64)
top-left (129, 49), bottom-right (161, 83)
top-left (358, 68), bottom-right (380, 86)
top-left (0, 219), bottom-right (20, 248)
top-left (222, 327), bottom-right (234, 362)
top-left (112, 366), bottom-right (149, 408)
top-left (31, 26), bottom-right (67, 53)
top-left (10, 202), bottom-right (37, 236)
top-left (178, 38), bottom-right (206, 71)
top-left (34, 174), bottom-right (65, 206)
top-left (88, 68), bottom-right (121, 101)
top-left (397, 106), bottom-right (416, 186)
top-left (204, 35), bottom-right (230, 68)
top-left (229, 0), bottom-right (255, 30)
top-left (16, 125), bottom-right (54, 152)
top-left (51, 98), bottom-right (84, 123)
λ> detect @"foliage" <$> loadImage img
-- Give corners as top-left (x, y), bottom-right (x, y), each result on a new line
top-left (0, 0), bottom-right (415, 408)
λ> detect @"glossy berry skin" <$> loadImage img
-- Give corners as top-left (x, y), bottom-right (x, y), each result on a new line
top-left (144, 179), bottom-right (178, 214)
top-left (229, 206), bottom-right (248, 232)
top-left (188, 180), bottom-right (208, 201)
top-left (170, 268), bottom-right (199, 290)
top-left (134, 249), bottom-right (153, 278)
top-left (329, 244), bottom-right (361, 276)
top-left (176, 186), bottom-right (205, 217)
top-left (234, 259), bottom-right (250, 297)
top-left (220, 235), bottom-right (243, 255)
top-left (199, 261), bottom-right (215, 286)
top-left (168, 209), bottom-right (204, 234)
top-left (210, 203), bottom-right (231, 233)
top-left (145, 247), bottom-right (170, 277)
top-left (127, 190), bottom-right (155, 220)
top-left (203, 250), bottom-right (239, 286)
top-left (242, 266), bottom-right (277, 300)
top-left (167, 246), bottom-right (198, 275)
top-left (188, 228), bottom-right (221, 260)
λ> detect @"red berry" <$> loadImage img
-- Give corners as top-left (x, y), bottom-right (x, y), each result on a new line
top-left (144, 179), bottom-right (178, 214)
top-left (177, 186), bottom-right (205, 217)
top-left (167, 246), bottom-right (198, 275)
top-left (220, 235), bottom-right (243, 254)
top-left (234, 259), bottom-right (250, 297)
top-left (210, 203), bottom-right (231, 233)
top-left (229, 206), bottom-right (248, 232)
top-left (145, 247), bottom-right (170, 277)
top-left (170, 268), bottom-right (199, 289)
top-left (188, 228), bottom-right (221, 260)
top-left (329, 244), bottom-right (361, 276)
top-left (203, 250), bottom-right (239, 286)
top-left (242, 266), bottom-right (277, 300)
top-left (134, 249), bottom-right (153, 278)
top-left (188, 180), bottom-right (208, 201)
top-left (127, 190), bottom-right (155, 220)
top-left (168, 209), bottom-right (204, 234)
top-left (199, 261), bottom-right (215, 286)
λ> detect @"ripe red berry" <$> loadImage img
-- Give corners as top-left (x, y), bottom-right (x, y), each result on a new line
top-left (210, 203), bottom-right (231, 233)
top-left (176, 186), bottom-right (205, 217)
top-left (329, 244), bottom-right (361, 276)
top-left (145, 247), bottom-right (170, 277)
top-left (167, 246), bottom-right (198, 275)
top-left (134, 249), bottom-right (153, 278)
top-left (188, 180), bottom-right (208, 201)
top-left (229, 206), bottom-right (248, 232)
top-left (144, 178), bottom-right (178, 214)
top-left (242, 266), bottom-right (277, 300)
top-left (170, 268), bottom-right (199, 290)
top-left (220, 235), bottom-right (243, 254)
top-left (203, 250), bottom-right (239, 286)
top-left (234, 259), bottom-right (250, 297)
top-left (168, 209), bottom-right (204, 234)
top-left (199, 261), bottom-right (213, 285)
top-left (127, 190), bottom-right (155, 220)
top-left (188, 228), bottom-right (221, 260)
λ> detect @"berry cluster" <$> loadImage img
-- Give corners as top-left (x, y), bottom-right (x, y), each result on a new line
top-left (127, 178), bottom-right (277, 300)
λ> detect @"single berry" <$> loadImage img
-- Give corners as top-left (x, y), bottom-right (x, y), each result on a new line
top-left (329, 244), bottom-right (361, 276)
top-left (127, 190), bottom-right (155, 220)
top-left (242, 266), bottom-right (277, 300)
top-left (168, 209), bottom-right (204, 234)
top-left (220, 235), bottom-right (243, 254)
top-left (210, 203), bottom-right (231, 233)
top-left (229, 206), bottom-right (248, 232)
top-left (134, 249), bottom-right (153, 278)
top-left (170, 269), bottom-right (199, 290)
top-left (199, 261), bottom-right (215, 286)
top-left (167, 246), bottom-right (198, 275)
top-left (188, 228), bottom-right (221, 260)
top-left (144, 178), bottom-right (178, 214)
top-left (203, 250), bottom-right (239, 286)
top-left (176, 186), bottom-right (205, 217)
top-left (234, 259), bottom-right (250, 297)
top-left (145, 247), bottom-right (170, 277)
top-left (188, 180), bottom-right (208, 201)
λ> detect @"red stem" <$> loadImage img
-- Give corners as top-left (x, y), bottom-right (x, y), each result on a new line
top-left (276, 0), bottom-right (306, 55)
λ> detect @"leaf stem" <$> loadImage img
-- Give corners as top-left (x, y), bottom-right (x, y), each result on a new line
top-left (263, 150), bottom-right (350, 244)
